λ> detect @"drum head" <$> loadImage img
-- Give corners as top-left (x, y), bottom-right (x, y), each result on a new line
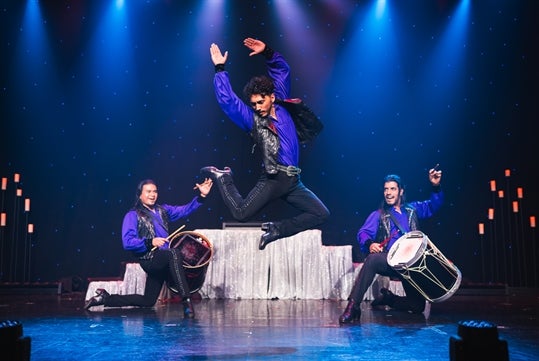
top-left (169, 231), bottom-right (213, 268)
top-left (167, 231), bottom-right (213, 294)
top-left (387, 231), bottom-right (428, 269)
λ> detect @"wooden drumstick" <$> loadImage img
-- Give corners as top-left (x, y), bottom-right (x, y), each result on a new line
top-left (150, 224), bottom-right (186, 251)
top-left (167, 225), bottom-right (186, 241)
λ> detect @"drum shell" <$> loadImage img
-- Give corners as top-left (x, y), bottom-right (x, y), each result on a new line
top-left (387, 231), bottom-right (461, 303)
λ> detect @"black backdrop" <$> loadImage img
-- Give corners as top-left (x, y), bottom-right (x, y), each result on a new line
top-left (1, 0), bottom-right (537, 286)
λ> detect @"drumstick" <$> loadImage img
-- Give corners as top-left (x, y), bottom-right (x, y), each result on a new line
top-left (150, 225), bottom-right (186, 251)
top-left (167, 225), bottom-right (186, 241)
top-left (432, 163), bottom-right (440, 171)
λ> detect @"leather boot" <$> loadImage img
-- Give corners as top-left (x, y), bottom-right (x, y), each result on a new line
top-left (259, 222), bottom-right (281, 250)
top-left (183, 298), bottom-right (195, 319)
top-left (84, 288), bottom-right (110, 310)
top-left (371, 288), bottom-right (396, 308)
top-left (339, 299), bottom-right (361, 324)
top-left (200, 166), bottom-right (232, 181)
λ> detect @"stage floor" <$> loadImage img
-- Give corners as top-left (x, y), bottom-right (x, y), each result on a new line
top-left (0, 289), bottom-right (538, 360)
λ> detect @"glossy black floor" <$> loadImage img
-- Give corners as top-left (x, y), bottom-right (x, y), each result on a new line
top-left (0, 288), bottom-right (538, 361)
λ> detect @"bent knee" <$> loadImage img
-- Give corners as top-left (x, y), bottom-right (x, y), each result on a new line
top-left (230, 212), bottom-right (251, 222)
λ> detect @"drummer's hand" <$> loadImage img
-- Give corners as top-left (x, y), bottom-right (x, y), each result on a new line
top-left (369, 243), bottom-right (383, 253)
top-left (194, 178), bottom-right (213, 197)
top-left (428, 167), bottom-right (442, 186)
top-left (152, 237), bottom-right (167, 248)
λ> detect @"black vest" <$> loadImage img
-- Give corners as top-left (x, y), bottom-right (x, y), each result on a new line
top-left (134, 204), bottom-right (169, 256)
top-left (250, 114), bottom-right (280, 174)
top-left (375, 205), bottom-right (419, 243)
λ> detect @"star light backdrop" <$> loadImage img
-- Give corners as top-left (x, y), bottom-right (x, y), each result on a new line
top-left (0, 0), bottom-right (537, 287)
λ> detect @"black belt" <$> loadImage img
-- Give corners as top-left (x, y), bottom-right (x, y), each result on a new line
top-left (275, 165), bottom-right (302, 176)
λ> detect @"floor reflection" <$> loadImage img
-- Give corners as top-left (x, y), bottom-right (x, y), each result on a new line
top-left (0, 292), bottom-right (537, 360)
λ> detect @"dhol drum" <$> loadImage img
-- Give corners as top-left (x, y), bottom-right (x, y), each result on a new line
top-left (386, 230), bottom-right (461, 303)
top-left (168, 231), bottom-right (213, 294)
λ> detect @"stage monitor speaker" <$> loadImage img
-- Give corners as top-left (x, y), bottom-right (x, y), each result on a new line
top-left (449, 320), bottom-right (508, 361)
top-left (0, 320), bottom-right (31, 361)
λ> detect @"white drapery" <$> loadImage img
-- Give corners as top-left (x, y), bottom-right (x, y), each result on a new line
top-left (86, 229), bottom-right (405, 305)
top-left (197, 229), bottom-right (357, 300)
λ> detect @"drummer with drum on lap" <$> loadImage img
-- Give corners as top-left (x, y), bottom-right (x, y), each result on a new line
top-left (84, 178), bottom-right (213, 319)
top-left (339, 167), bottom-right (443, 324)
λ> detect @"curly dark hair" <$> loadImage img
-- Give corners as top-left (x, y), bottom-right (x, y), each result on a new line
top-left (243, 75), bottom-right (275, 99)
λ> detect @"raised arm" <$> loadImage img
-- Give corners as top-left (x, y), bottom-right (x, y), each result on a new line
top-left (210, 43), bottom-right (228, 66)
top-left (243, 37), bottom-right (291, 99)
top-left (243, 37), bottom-right (266, 56)
top-left (209, 42), bottom-right (255, 132)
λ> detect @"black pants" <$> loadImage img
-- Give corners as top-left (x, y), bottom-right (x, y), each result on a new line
top-left (348, 252), bottom-right (426, 313)
top-left (104, 248), bottom-right (190, 308)
top-left (214, 170), bottom-right (330, 238)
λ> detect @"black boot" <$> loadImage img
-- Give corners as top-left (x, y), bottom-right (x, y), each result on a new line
top-left (84, 288), bottom-right (110, 310)
top-left (371, 288), bottom-right (396, 308)
top-left (200, 166), bottom-right (232, 181)
top-left (259, 222), bottom-right (281, 250)
top-left (339, 299), bottom-right (361, 324)
top-left (183, 298), bottom-right (195, 319)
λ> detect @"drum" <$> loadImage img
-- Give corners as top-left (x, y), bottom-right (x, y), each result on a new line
top-left (168, 231), bottom-right (213, 294)
top-left (386, 230), bottom-right (461, 303)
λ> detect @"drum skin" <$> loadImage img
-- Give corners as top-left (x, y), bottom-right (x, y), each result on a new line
top-left (387, 231), bottom-right (427, 269)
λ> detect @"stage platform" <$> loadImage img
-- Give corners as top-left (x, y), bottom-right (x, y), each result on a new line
top-left (0, 290), bottom-right (538, 360)
top-left (1, 229), bottom-right (537, 360)
top-left (84, 229), bottom-right (405, 306)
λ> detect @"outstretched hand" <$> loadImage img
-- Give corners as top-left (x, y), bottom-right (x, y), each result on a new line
top-left (210, 43), bottom-right (228, 65)
top-left (243, 37), bottom-right (266, 56)
top-left (194, 178), bottom-right (213, 197)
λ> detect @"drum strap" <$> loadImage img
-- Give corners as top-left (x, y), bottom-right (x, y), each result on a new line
top-left (388, 211), bottom-right (408, 235)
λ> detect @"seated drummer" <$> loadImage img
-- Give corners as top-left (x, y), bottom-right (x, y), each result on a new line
top-left (339, 167), bottom-right (443, 324)
top-left (85, 178), bottom-right (213, 319)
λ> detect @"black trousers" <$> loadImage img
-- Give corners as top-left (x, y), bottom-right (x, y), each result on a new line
top-left (348, 252), bottom-right (426, 313)
top-left (214, 170), bottom-right (330, 238)
top-left (104, 248), bottom-right (190, 308)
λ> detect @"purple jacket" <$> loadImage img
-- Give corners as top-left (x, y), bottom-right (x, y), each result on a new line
top-left (122, 196), bottom-right (203, 255)
top-left (213, 52), bottom-right (300, 167)
top-left (358, 190), bottom-right (444, 254)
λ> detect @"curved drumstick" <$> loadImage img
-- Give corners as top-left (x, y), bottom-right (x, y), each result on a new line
top-left (150, 224), bottom-right (186, 251)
